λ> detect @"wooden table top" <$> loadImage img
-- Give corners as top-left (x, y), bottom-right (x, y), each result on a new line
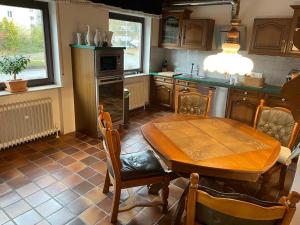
top-left (141, 114), bottom-right (281, 182)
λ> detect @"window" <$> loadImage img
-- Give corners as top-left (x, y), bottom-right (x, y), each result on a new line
top-left (0, 0), bottom-right (53, 90)
top-left (109, 13), bottom-right (144, 73)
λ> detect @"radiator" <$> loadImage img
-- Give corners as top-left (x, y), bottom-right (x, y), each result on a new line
top-left (126, 83), bottom-right (146, 110)
top-left (0, 98), bottom-right (59, 150)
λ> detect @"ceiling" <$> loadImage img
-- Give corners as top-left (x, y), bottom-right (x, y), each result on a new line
top-left (90, 0), bottom-right (164, 15)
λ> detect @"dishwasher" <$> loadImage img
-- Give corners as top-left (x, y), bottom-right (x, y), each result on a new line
top-left (210, 86), bottom-right (228, 118)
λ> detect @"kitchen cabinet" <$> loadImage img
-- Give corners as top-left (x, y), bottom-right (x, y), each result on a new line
top-left (286, 5), bottom-right (300, 56)
top-left (264, 94), bottom-right (291, 109)
top-left (160, 9), bottom-right (191, 48)
top-left (181, 19), bottom-right (215, 50)
top-left (249, 18), bottom-right (292, 56)
top-left (226, 89), bottom-right (264, 126)
top-left (159, 10), bottom-right (214, 50)
top-left (150, 76), bottom-right (174, 110)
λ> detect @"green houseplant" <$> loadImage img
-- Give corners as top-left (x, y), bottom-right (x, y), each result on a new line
top-left (0, 55), bottom-right (30, 93)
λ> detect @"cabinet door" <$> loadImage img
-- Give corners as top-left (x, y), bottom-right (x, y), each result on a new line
top-left (286, 6), bottom-right (300, 57)
top-left (153, 82), bottom-right (174, 109)
top-left (226, 89), bottom-right (262, 126)
top-left (181, 19), bottom-right (214, 50)
top-left (160, 15), bottom-right (182, 48)
top-left (249, 18), bottom-right (291, 56)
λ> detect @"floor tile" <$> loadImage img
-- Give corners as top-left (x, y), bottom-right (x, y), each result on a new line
top-left (0, 210), bottom-right (9, 225)
top-left (63, 147), bottom-right (80, 155)
top-left (67, 218), bottom-right (86, 225)
top-left (0, 169), bottom-right (22, 181)
top-left (67, 197), bottom-right (92, 214)
top-left (83, 187), bottom-right (107, 204)
top-left (61, 174), bottom-right (84, 188)
top-left (67, 162), bottom-right (86, 173)
top-left (25, 190), bottom-right (51, 207)
top-left (88, 174), bottom-right (105, 186)
top-left (4, 200), bottom-right (31, 218)
top-left (72, 181), bottom-right (94, 195)
top-left (0, 191), bottom-right (22, 208)
top-left (79, 206), bottom-right (106, 225)
top-left (16, 183), bottom-right (40, 198)
top-left (72, 152), bottom-right (90, 161)
top-left (13, 209), bottom-right (42, 225)
top-left (96, 197), bottom-right (112, 214)
top-left (80, 156), bottom-right (98, 166)
top-left (55, 190), bottom-right (79, 206)
top-left (0, 183), bottom-right (11, 197)
top-left (7, 176), bottom-right (30, 189)
top-left (52, 168), bottom-right (73, 180)
top-left (36, 199), bottom-right (62, 217)
top-left (46, 208), bottom-right (75, 225)
top-left (35, 175), bottom-right (56, 188)
top-left (58, 156), bottom-right (76, 166)
top-left (84, 147), bottom-right (99, 155)
top-left (44, 182), bottom-right (67, 197)
top-left (77, 167), bottom-right (97, 179)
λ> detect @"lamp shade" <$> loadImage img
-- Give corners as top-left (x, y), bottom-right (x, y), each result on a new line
top-left (203, 43), bottom-right (254, 75)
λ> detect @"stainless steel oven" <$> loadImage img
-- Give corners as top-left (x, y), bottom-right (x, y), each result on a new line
top-left (95, 49), bottom-right (124, 79)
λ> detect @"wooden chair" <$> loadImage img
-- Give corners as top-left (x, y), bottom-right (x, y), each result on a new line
top-left (98, 105), bottom-right (170, 223)
top-left (253, 99), bottom-right (300, 191)
top-left (186, 173), bottom-right (300, 225)
top-left (175, 89), bottom-right (213, 117)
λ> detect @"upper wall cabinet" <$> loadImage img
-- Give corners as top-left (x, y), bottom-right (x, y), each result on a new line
top-left (249, 6), bottom-right (300, 57)
top-left (286, 5), bottom-right (300, 56)
top-left (159, 10), bottom-right (215, 50)
top-left (249, 18), bottom-right (292, 56)
top-left (181, 19), bottom-right (215, 50)
top-left (160, 9), bottom-right (191, 48)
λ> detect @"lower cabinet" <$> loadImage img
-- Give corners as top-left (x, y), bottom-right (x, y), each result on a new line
top-left (150, 76), bottom-right (174, 110)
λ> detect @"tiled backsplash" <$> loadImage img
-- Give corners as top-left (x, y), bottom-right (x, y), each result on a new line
top-left (150, 47), bottom-right (300, 86)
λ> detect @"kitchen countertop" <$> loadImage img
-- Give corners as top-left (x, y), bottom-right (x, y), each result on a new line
top-left (149, 72), bottom-right (282, 95)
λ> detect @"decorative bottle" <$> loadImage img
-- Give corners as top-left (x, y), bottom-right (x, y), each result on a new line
top-left (86, 25), bottom-right (91, 45)
top-left (94, 29), bottom-right (100, 46)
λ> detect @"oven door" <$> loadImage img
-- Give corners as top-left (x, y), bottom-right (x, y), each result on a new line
top-left (98, 78), bottom-right (124, 124)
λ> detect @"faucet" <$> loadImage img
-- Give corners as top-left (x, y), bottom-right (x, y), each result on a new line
top-left (191, 63), bottom-right (200, 76)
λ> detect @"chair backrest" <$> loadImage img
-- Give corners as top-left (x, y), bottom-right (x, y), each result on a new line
top-left (176, 89), bottom-right (213, 117)
top-left (98, 105), bottom-right (122, 181)
top-left (253, 99), bottom-right (300, 148)
top-left (186, 173), bottom-right (300, 225)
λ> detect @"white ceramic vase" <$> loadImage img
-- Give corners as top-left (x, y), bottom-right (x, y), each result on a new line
top-left (86, 25), bottom-right (91, 45)
top-left (107, 31), bottom-right (113, 47)
top-left (76, 32), bottom-right (82, 45)
top-left (94, 29), bottom-right (100, 46)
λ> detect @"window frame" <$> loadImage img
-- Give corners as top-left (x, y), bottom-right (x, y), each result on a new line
top-left (0, 0), bottom-right (54, 90)
top-left (109, 12), bottom-right (145, 74)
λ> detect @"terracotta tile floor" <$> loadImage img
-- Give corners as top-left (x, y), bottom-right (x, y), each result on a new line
top-left (0, 108), bottom-right (297, 225)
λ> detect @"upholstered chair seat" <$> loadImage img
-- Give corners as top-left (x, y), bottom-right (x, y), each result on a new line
top-left (253, 100), bottom-right (300, 191)
top-left (107, 150), bottom-right (166, 181)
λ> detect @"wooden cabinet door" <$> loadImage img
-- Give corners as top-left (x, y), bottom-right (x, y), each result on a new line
top-left (249, 18), bottom-right (291, 56)
top-left (181, 19), bottom-right (214, 50)
top-left (286, 6), bottom-right (300, 57)
top-left (226, 89), bottom-right (262, 126)
top-left (152, 82), bottom-right (174, 109)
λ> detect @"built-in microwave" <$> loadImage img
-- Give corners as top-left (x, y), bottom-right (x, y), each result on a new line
top-left (95, 48), bottom-right (124, 79)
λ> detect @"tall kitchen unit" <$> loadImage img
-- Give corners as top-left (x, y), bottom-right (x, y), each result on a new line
top-left (70, 45), bottom-right (125, 138)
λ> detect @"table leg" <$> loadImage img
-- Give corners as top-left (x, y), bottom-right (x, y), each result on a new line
top-left (148, 172), bottom-right (178, 195)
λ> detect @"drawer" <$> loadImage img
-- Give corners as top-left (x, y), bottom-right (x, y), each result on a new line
top-left (175, 85), bottom-right (198, 93)
top-left (175, 79), bottom-right (198, 88)
top-left (152, 76), bottom-right (174, 84)
top-left (265, 94), bottom-right (291, 109)
top-left (230, 88), bottom-right (262, 99)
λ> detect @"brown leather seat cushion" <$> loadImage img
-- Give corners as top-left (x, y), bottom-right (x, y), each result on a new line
top-left (195, 185), bottom-right (282, 225)
top-left (108, 150), bottom-right (165, 181)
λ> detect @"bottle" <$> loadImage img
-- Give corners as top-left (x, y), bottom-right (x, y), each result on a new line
top-left (161, 59), bottom-right (168, 72)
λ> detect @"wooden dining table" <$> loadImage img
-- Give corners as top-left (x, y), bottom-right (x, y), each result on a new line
top-left (141, 114), bottom-right (281, 224)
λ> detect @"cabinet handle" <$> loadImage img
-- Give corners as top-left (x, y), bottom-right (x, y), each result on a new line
top-left (282, 98), bottom-right (286, 102)
top-left (181, 87), bottom-right (189, 92)
top-left (243, 97), bottom-right (246, 101)
top-left (244, 91), bottom-right (248, 95)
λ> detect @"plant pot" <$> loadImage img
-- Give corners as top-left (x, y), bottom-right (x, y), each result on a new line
top-left (5, 79), bottom-right (28, 93)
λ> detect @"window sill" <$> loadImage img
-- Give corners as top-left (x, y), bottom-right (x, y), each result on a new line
top-left (0, 84), bottom-right (62, 97)
top-left (124, 73), bottom-right (149, 79)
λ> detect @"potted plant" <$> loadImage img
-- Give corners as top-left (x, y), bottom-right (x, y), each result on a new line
top-left (0, 55), bottom-right (30, 93)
